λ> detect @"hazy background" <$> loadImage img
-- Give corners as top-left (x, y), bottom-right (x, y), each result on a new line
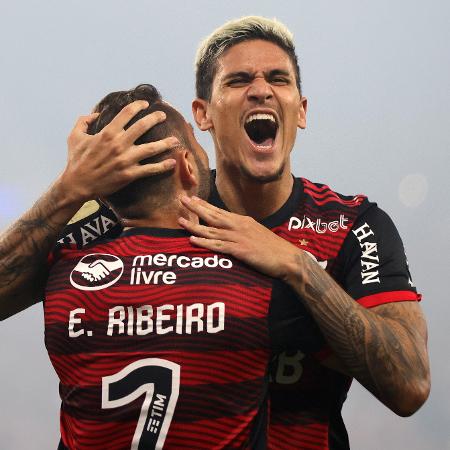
top-left (1, 1), bottom-right (449, 448)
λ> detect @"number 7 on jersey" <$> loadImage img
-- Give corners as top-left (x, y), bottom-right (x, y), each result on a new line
top-left (102, 358), bottom-right (180, 450)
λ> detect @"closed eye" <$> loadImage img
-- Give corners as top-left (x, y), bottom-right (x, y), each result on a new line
top-left (270, 76), bottom-right (291, 86)
top-left (268, 70), bottom-right (292, 86)
top-left (224, 72), bottom-right (252, 87)
top-left (227, 78), bottom-right (251, 87)
top-left (271, 77), bottom-right (290, 85)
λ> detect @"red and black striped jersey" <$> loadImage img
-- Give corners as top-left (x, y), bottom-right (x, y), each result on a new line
top-left (57, 174), bottom-right (420, 450)
top-left (46, 227), bottom-right (320, 450)
top-left (210, 176), bottom-right (421, 450)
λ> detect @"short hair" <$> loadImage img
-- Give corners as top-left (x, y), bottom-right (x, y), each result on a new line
top-left (195, 16), bottom-right (302, 101)
top-left (89, 84), bottom-right (193, 217)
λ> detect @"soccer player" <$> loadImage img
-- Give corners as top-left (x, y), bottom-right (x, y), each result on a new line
top-left (46, 84), bottom-right (322, 449)
top-left (176, 16), bottom-right (430, 448)
top-left (0, 16), bottom-right (430, 450)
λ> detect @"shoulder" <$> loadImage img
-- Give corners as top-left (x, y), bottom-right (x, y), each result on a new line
top-left (298, 177), bottom-right (371, 211)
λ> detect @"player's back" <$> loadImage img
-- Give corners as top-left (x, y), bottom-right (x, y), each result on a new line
top-left (45, 228), bottom-right (274, 450)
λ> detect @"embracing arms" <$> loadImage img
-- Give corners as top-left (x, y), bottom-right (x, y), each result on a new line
top-left (281, 252), bottom-right (429, 416)
top-left (0, 102), bottom-right (176, 320)
top-left (178, 196), bottom-right (431, 416)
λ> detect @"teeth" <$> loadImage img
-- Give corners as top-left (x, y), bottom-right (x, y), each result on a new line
top-left (245, 113), bottom-right (276, 124)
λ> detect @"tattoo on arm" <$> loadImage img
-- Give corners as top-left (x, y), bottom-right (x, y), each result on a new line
top-left (294, 253), bottom-right (430, 414)
top-left (0, 185), bottom-right (80, 318)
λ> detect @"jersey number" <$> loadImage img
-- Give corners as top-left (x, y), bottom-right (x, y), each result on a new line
top-left (102, 358), bottom-right (180, 450)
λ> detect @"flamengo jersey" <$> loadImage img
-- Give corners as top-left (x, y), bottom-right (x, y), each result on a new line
top-left (46, 227), bottom-right (322, 450)
top-left (209, 176), bottom-right (421, 450)
top-left (57, 175), bottom-right (420, 450)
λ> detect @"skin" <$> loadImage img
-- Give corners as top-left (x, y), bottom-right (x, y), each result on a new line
top-left (0, 38), bottom-right (430, 417)
top-left (178, 196), bottom-right (430, 416)
top-left (187, 39), bottom-right (430, 416)
top-left (0, 101), bottom-right (178, 319)
top-left (193, 39), bottom-right (307, 220)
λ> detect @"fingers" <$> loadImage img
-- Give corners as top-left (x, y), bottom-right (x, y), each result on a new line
top-left (74, 112), bottom-right (100, 131)
top-left (69, 113), bottom-right (100, 141)
top-left (105, 100), bottom-right (150, 134)
top-left (178, 217), bottom-right (236, 243)
top-left (188, 236), bottom-right (232, 254)
top-left (178, 217), bottom-right (214, 237)
top-left (124, 110), bottom-right (168, 144)
top-left (130, 158), bottom-right (177, 179)
top-left (131, 136), bottom-right (179, 163)
top-left (180, 196), bottom-right (232, 227)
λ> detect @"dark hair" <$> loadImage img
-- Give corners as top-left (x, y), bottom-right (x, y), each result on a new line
top-left (195, 16), bottom-right (302, 101)
top-left (89, 84), bottom-right (193, 217)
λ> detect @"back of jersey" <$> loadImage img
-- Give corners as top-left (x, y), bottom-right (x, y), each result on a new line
top-left (45, 228), bottom-right (274, 449)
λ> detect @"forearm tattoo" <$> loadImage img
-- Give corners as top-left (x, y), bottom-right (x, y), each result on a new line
top-left (0, 187), bottom-right (69, 315)
top-left (295, 253), bottom-right (429, 412)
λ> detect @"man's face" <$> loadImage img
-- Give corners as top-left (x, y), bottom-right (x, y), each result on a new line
top-left (200, 39), bottom-right (306, 183)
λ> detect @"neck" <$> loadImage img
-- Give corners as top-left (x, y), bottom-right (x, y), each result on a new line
top-left (215, 166), bottom-right (294, 220)
top-left (120, 198), bottom-right (197, 229)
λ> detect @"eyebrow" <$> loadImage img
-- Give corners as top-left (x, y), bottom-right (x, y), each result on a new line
top-left (222, 69), bottom-right (293, 81)
top-left (267, 69), bottom-right (292, 78)
top-left (222, 71), bottom-right (253, 82)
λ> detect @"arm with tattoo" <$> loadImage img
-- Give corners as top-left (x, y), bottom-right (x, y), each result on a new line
top-left (0, 179), bottom-right (86, 319)
top-left (0, 102), bottom-right (177, 320)
top-left (178, 196), bottom-right (431, 416)
top-left (287, 251), bottom-right (430, 416)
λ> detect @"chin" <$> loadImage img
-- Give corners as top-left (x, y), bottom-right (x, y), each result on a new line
top-left (241, 163), bottom-right (285, 184)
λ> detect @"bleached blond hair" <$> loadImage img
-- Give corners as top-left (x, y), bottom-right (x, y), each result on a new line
top-left (195, 16), bottom-right (301, 100)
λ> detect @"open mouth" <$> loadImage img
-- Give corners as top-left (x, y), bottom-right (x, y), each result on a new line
top-left (244, 113), bottom-right (278, 148)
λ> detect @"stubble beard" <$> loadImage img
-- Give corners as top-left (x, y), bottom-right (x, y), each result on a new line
top-left (240, 162), bottom-right (286, 184)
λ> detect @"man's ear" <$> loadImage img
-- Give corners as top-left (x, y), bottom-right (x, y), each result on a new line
top-left (178, 150), bottom-right (197, 189)
top-left (192, 98), bottom-right (213, 131)
top-left (297, 96), bottom-right (307, 129)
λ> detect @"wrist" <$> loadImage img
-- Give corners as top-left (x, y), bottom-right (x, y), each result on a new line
top-left (55, 169), bottom-right (92, 206)
top-left (51, 172), bottom-right (90, 213)
top-left (280, 248), bottom-right (308, 288)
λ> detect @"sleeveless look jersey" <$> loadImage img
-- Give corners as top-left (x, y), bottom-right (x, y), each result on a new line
top-left (56, 175), bottom-right (420, 450)
top-left (209, 176), bottom-right (421, 450)
top-left (46, 227), bottom-right (320, 450)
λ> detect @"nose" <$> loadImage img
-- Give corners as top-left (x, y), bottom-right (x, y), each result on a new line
top-left (247, 77), bottom-right (273, 103)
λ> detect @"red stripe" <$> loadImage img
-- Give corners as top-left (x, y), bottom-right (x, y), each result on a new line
top-left (357, 290), bottom-right (421, 308)
top-left (45, 284), bottom-right (271, 322)
top-left (301, 179), bottom-right (366, 207)
top-left (164, 414), bottom-right (253, 448)
top-left (61, 410), bottom-right (257, 449)
top-left (303, 189), bottom-right (365, 207)
top-left (52, 349), bottom-right (267, 386)
top-left (269, 422), bottom-right (328, 449)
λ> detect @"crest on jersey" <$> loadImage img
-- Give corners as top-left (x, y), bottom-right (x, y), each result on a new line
top-left (70, 253), bottom-right (124, 291)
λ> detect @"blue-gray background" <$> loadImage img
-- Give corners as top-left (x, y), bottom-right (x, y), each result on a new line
top-left (0, 1), bottom-right (449, 448)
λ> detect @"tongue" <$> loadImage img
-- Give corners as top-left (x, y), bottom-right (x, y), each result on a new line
top-left (253, 137), bottom-right (274, 147)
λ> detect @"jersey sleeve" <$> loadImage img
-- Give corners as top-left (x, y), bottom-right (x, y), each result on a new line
top-left (338, 205), bottom-right (421, 308)
top-left (47, 200), bottom-right (122, 269)
top-left (55, 199), bottom-right (122, 250)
